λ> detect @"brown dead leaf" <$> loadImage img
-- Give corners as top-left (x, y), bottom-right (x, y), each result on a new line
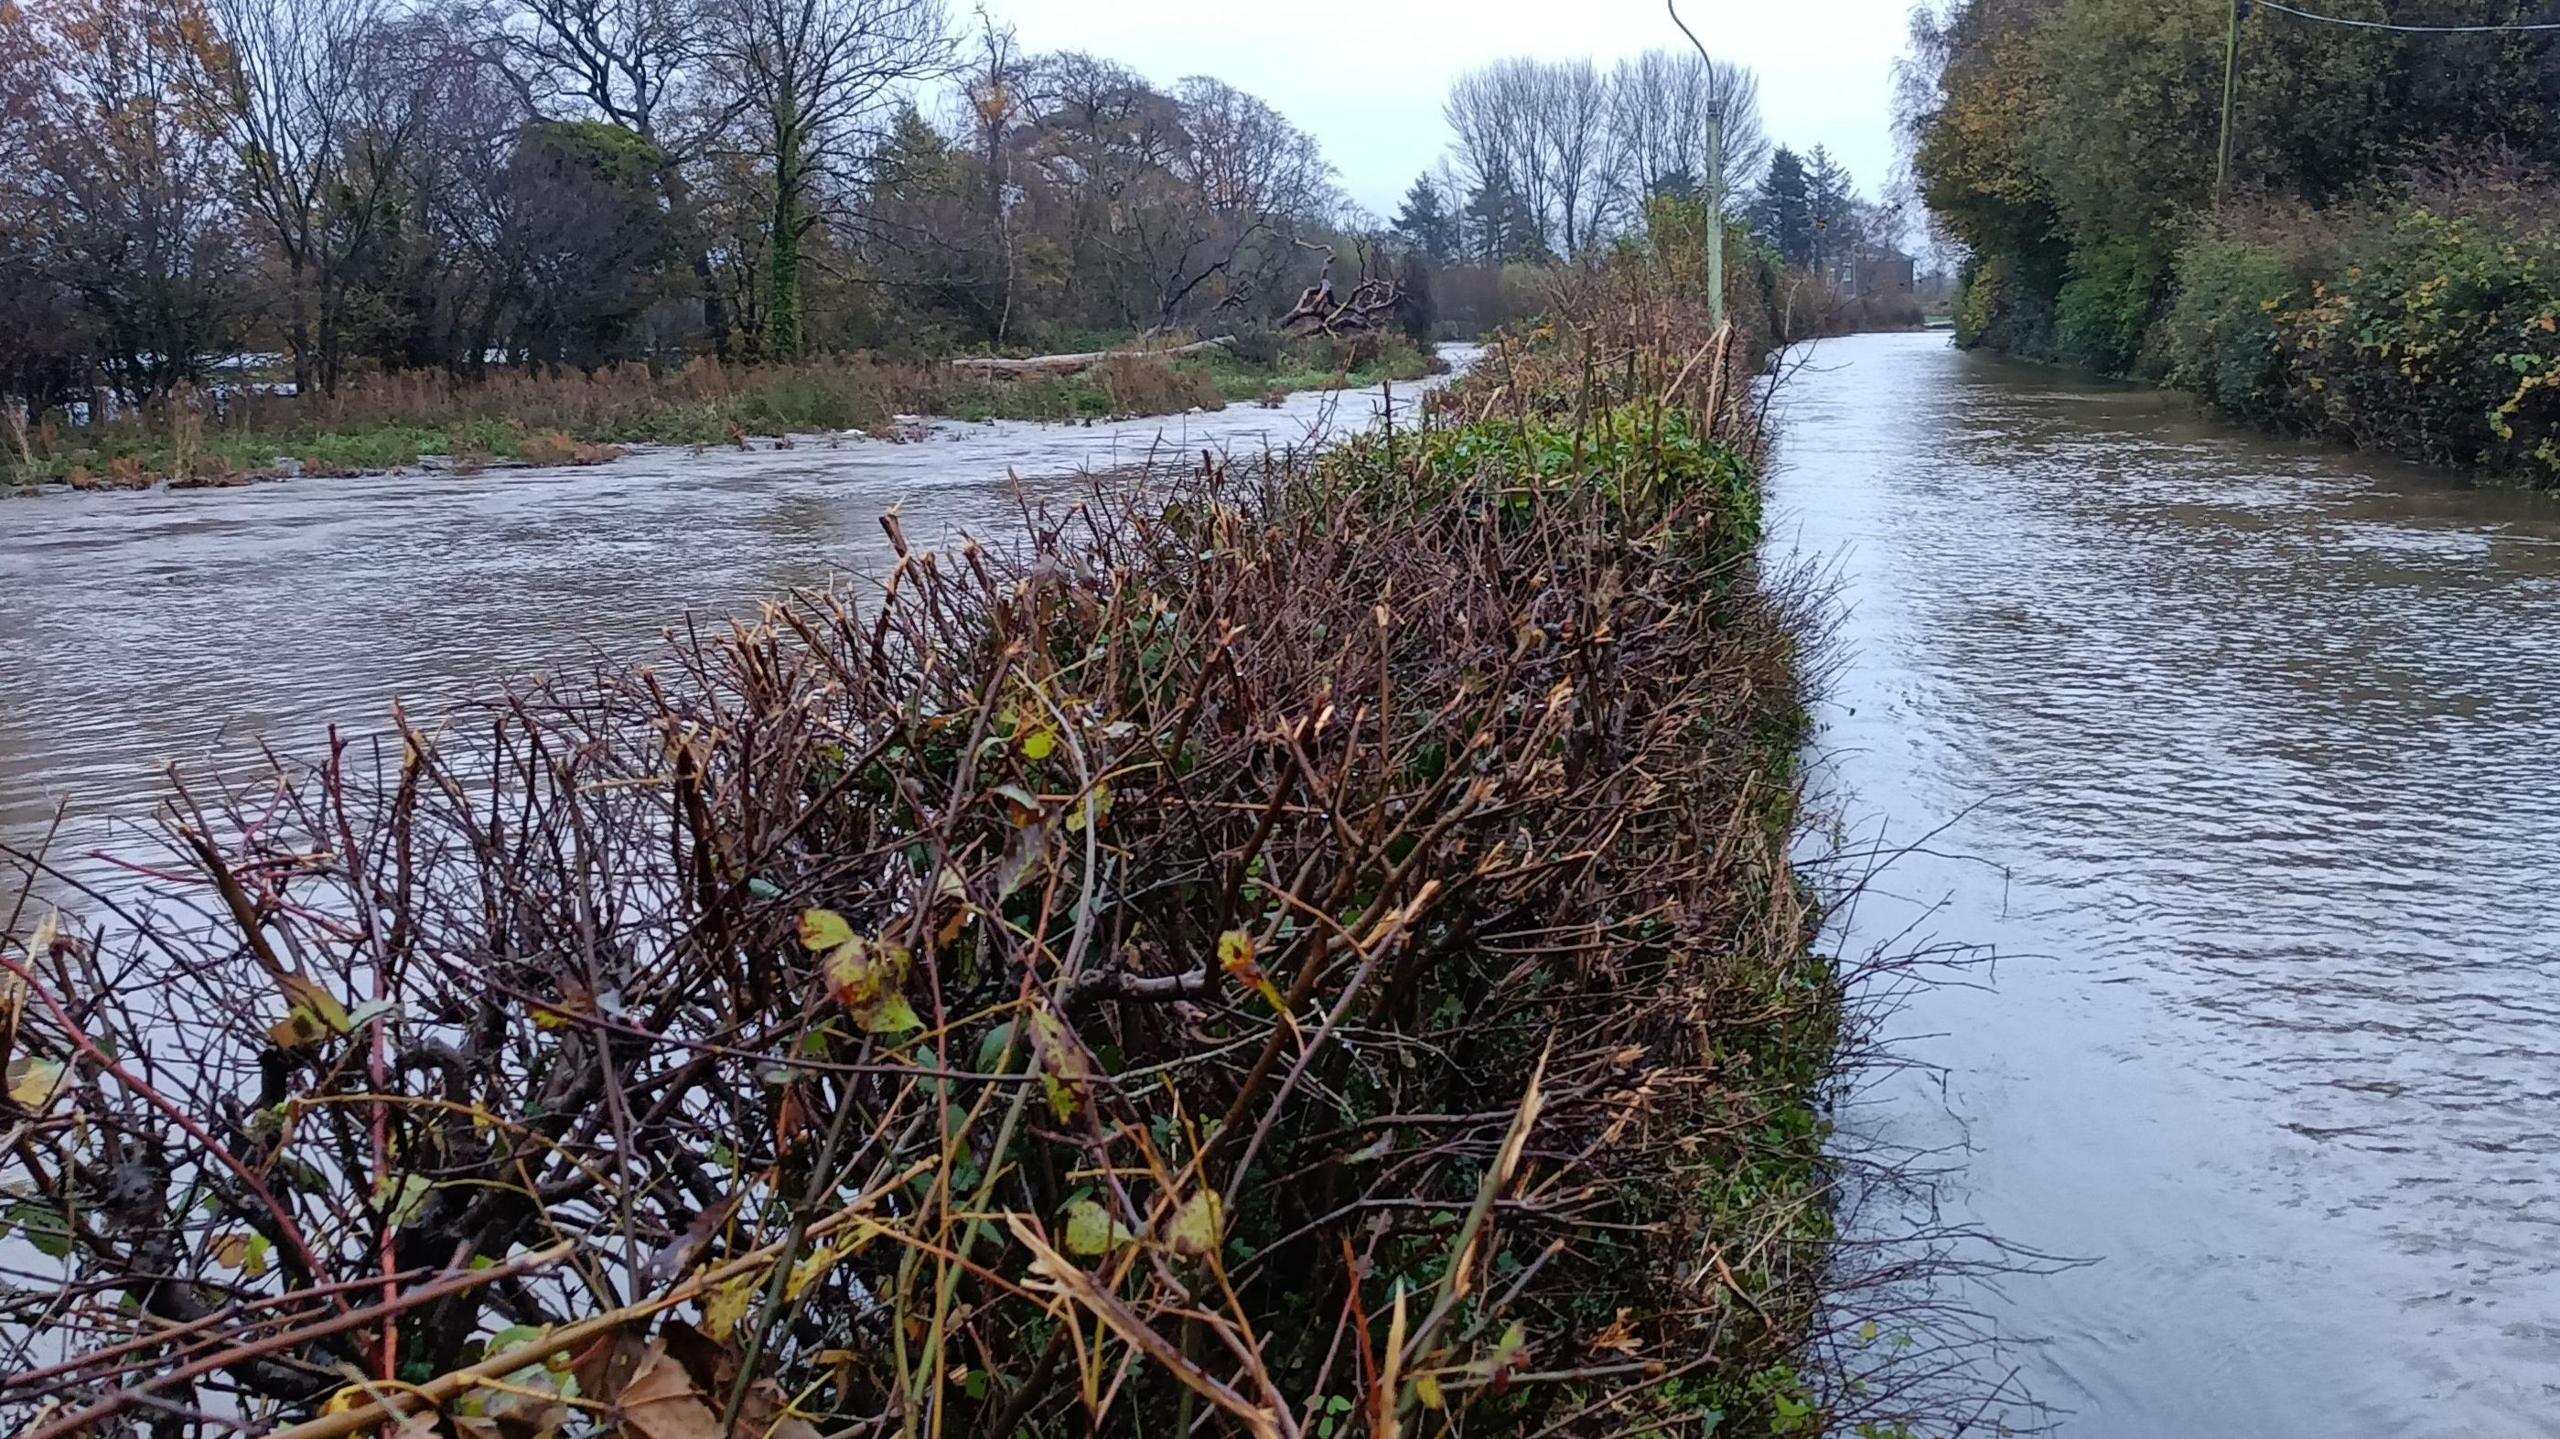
top-left (740, 1377), bottom-right (823, 1439)
top-left (613, 1342), bottom-right (721, 1439)
top-left (568, 1322), bottom-right (651, 1407)
top-left (1587, 1308), bottom-right (1641, 1357)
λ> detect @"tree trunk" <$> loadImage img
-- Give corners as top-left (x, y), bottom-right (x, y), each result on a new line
top-left (287, 257), bottom-right (312, 396)
top-left (947, 336), bottom-right (1234, 376)
top-left (764, 89), bottom-right (805, 361)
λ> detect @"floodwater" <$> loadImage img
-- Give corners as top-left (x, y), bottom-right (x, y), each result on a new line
top-left (0, 367), bottom-right (1457, 869)
top-left (1773, 332), bottom-right (2560, 1436)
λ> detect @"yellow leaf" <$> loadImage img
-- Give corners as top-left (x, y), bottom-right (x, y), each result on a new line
top-left (826, 938), bottom-right (914, 1028)
top-left (1025, 1003), bottom-right (1091, 1123)
top-left (1218, 930), bottom-right (1284, 1011)
top-left (277, 974), bottom-right (352, 1034)
top-left (1163, 1191), bottom-right (1223, 1260)
top-left (787, 1244), bottom-right (842, 1300)
top-left (6, 1056), bottom-right (64, 1112)
top-left (210, 1230), bottom-right (253, 1271)
top-left (798, 908), bottom-right (854, 952)
top-left (268, 1009), bottom-right (330, 1050)
top-left (701, 1273), bottom-right (757, 1343)
top-left (1019, 727), bottom-right (1056, 761)
top-left (1064, 782), bottom-right (1111, 833)
top-left (856, 992), bottom-right (922, 1035)
top-left (1415, 1375), bottom-right (1445, 1411)
top-left (1062, 1198), bottom-right (1133, 1257)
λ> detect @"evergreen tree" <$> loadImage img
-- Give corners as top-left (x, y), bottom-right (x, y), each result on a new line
top-left (1390, 174), bottom-right (1460, 263)
top-left (1463, 178), bottom-right (1544, 264)
top-left (1755, 147), bottom-right (1812, 267)
top-left (1805, 145), bottom-right (1858, 275)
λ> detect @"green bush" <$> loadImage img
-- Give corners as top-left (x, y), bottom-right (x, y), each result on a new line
top-left (2156, 236), bottom-right (2301, 425)
top-left (2283, 208), bottom-right (2560, 480)
top-left (2054, 237), bottom-right (2167, 376)
top-left (1953, 252), bottom-right (2063, 359)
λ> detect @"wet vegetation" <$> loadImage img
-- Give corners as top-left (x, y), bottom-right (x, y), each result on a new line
top-left (1905, 0), bottom-right (2560, 483)
top-left (0, 213), bottom-right (1934, 1436)
top-left (0, 336), bottom-right (1437, 491)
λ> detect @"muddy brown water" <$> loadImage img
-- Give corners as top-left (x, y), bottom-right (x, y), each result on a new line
top-left (1775, 332), bottom-right (2560, 1436)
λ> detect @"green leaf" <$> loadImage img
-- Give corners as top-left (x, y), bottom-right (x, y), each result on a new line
top-left (376, 1173), bottom-right (433, 1228)
top-left (975, 1021), bottom-right (1019, 1074)
top-left (7, 1201), bottom-right (73, 1258)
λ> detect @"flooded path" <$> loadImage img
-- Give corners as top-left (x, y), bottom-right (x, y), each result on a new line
top-left (1773, 332), bottom-right (2560, 1436)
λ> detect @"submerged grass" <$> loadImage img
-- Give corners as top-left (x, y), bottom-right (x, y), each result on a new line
top-left (2, 336), bottom-right (1440, 491)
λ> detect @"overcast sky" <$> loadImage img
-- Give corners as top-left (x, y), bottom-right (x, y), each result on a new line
top-left (974, 0), bottom-right (1915, 219)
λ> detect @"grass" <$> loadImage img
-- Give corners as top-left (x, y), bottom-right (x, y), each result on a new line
top-left (3, 334), bottom-right (1443, 492)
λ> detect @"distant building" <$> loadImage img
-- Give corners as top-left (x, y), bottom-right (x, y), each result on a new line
top-left (1851, 251), bottom-right (1916, 301)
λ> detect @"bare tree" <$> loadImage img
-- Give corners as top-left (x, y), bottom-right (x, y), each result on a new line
top-left (194, 0), bottom-right (399, 393)
top-left (1608, 47), bottom-right (1767, 214)
top-left (1136, 75), bottom-right (1335, 324)
top-left (1536, 58), bottom-right (1615, 256)
top-left (1443, 59), bottom-right (1550, 254)
top-left (710, 0), bottom-right (951, 357)
top-left (956, 15), bottom-right (1032, 342)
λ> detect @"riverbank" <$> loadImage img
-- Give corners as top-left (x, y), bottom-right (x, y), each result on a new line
top-left (1905, 3), bottom-right (2560, 488)
top-left (0, 249), bottom-right (1861, 1434)
top-left (1949, 185), bottom-right (2560, 487)
top-left (0, 334), bottom-right (1438, 493)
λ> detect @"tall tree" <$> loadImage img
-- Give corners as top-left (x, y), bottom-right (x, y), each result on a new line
top-left (1756, 146), bottom-right (1812, 267)
top-left (194, 0), bottom-right (407, 393)
top-left (1390, 173), bottom-right (1459, 263)
top-left (1463, 178), bottom-right (1543, 264)
top-left (11, 0), bottom-right (244, 400)
top-left (501, 0), bottom-right (739, 353)
top-left (1608, 47), bottom-right (1766, 213)
top-left (503, 120), bottom-right (678, 369)
top-left (713, 0), bottom-right (950, 358)
top-left (1805, 145), bottom-right (1857, 275)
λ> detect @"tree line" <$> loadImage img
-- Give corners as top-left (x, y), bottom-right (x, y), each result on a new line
top-left (0, 0), bottom-right (1379, 410)
top-left (0, 0), bottom-right (1902, 421)
top-left (1902, 0), bottom-right (2560, 481)
top-left (1903, 0), bottom-right (2560, 370)
top-left (1386, 51), bottom-right (1888, 280)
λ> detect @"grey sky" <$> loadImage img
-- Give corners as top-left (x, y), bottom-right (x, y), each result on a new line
top-left (974, 0), bottom-right (1915, 218)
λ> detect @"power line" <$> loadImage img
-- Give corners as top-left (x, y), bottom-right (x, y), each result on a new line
top-left (2254, 1), bottom-right (2560, 32)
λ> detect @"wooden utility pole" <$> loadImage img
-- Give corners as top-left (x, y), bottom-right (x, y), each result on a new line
top-left (2216, 0), bottom-right (2242, 205)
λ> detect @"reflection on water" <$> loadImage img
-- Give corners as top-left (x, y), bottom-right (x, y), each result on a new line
top-left (0, 366), bottom-right (1458, 866)
top-left (1775, 333), bottom-right (2560, 1436)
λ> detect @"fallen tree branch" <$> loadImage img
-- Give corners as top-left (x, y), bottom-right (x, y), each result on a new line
top-left (948, 337), bottom-right (1236, 377)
